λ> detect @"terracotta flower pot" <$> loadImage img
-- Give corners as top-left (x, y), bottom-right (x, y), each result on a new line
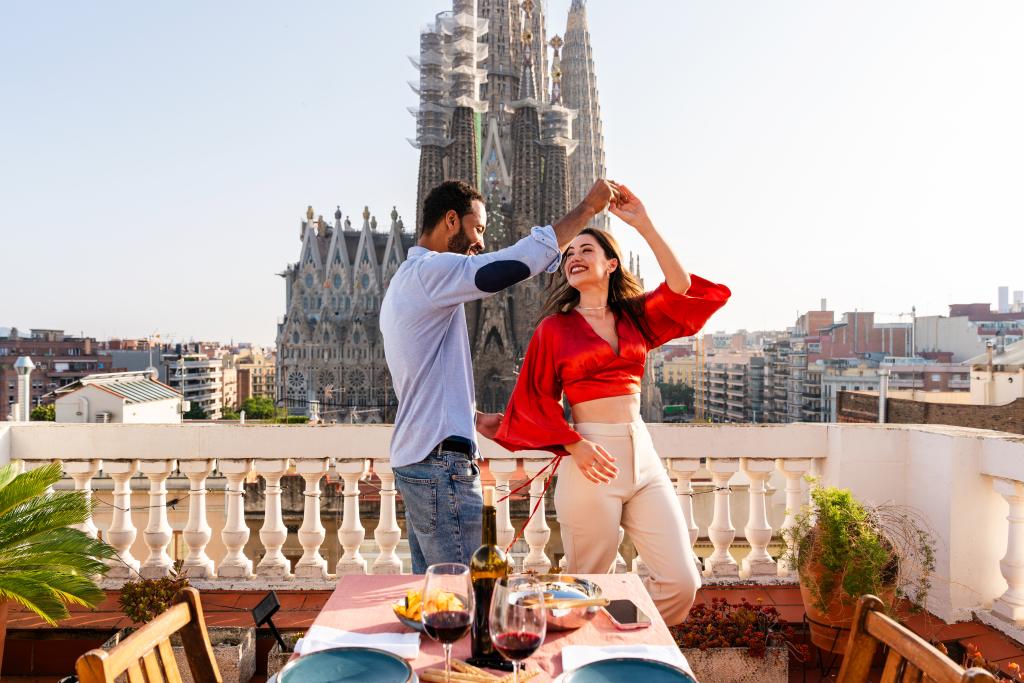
top-left (798, 562), bottom-right (895, 655)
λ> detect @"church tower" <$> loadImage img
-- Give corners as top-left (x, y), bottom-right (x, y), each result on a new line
top-left (562, 0), bottom-right (609, 231)
top-left (410, 0), bottom-right (610, 409)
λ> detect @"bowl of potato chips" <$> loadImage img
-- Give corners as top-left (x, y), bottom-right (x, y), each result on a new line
top-left (392, 588), bottom-right (465, 633)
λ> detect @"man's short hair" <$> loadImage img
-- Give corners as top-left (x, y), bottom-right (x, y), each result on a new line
top-left (421, 180), bottom-right (484, 236)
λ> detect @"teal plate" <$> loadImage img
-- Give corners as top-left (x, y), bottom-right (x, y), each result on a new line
top-left (279, 647), bottom-right (416, 683)
top-left (563, 657), bottom-right (696, 683)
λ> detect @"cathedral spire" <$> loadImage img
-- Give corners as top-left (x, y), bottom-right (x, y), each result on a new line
top-left (548, 35), bottom-right (563, 104)
top-left (563, 0), bottom-right (609, 230)
top-left (517, 0), bottom-right (538, 101)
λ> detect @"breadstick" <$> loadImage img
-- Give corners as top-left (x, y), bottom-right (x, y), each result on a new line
top-left (497, 667), bottom-right (539, 683)
top-left (420, 668), bottom-right (495, 683)
top-left (452, 659), bottom-right (501, 680)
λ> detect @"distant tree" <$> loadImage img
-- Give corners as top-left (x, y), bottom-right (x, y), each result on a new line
top-left (241, 396), bottom-right (276, 420)
top-left (183, 404), bottom-right (207, 420)
top-left (30, 404), bottom-right (55, 422)
top-left (658, 382), bottom-right (695, 409)
top-left (220, 406), bottom-right (240, 420)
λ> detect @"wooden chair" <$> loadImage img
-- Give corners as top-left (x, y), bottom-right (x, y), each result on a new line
top-left (76, 587), bottom-right (222, 683)
top-left (836, 595), bottom-right (997, 683)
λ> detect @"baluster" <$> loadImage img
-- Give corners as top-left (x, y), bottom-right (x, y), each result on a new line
top-left (218, 459), bottom-right (254, 579)
top-left (993, 478), bottom-right (1024, 621)
top-left (104, 460), bottom-right (141, 579)
top-left (776, 459), bottom-right (812, 576)
top-left (706, 459), bottom-right (740, 577)
top-left (179, 459), bottom-right (215, 578)
top-left (372, 460), bottom-right (402, 575)
top-left (255, 459), bottom-right (292, 578)
top-left (741, 458), bottom-right (777, 577)
top-left (490, 458), bottom-right (518, 572)
top-left (336, 459), bottom-right (369, 575)
top-left (139, 460), bottom-right (177, 578)
top-left (294, 458), bottom-right (330, 579)
top-left (522, 458), bottom-right (552, 574)
top-left (670, 459), bottom-right (702, 571)
top-left (66, 459), bottom-right (102, 538)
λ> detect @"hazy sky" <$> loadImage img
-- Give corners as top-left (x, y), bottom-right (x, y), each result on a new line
top-left (2, 1), bottom-right (1022, 345)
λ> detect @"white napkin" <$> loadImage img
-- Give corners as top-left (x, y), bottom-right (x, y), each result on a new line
top-left (294, 625), bottom-right (420, 660)
top-left (561, 644), bottom-right (695, 677)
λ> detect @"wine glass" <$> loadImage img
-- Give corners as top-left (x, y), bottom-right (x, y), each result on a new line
top-left (489, 576), bottom-right (547, 683)
top-left (421, 563), bottom-right (474, 683)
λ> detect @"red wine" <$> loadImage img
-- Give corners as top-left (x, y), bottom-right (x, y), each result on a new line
top-left (470, 486), bottom-right (510, 666)
top-left (493, 631), bottom-right (543, 661)
top-left (423, 610), bottom-right (472, 644)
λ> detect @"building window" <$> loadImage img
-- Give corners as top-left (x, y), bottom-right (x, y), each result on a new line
top-left (931, 374), bottom-right (941, 381)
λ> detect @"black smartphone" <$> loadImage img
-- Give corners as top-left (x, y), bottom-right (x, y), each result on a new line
top-left (604, 598), bottom-right (653, 630)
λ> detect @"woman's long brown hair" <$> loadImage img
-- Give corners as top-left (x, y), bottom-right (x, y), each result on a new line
top-left (539, 228), bottom-right (655, 345)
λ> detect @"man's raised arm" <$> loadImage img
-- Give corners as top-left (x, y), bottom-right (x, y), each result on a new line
top-left (551, 179), bottom-right (622, 250)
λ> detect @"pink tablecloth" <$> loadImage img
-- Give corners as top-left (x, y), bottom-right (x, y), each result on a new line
top-left (296, 573), bottom-right (678, 681)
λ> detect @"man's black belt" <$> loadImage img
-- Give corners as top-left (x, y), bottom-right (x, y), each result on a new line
top-left (435, 438), bottom-right (474, 456)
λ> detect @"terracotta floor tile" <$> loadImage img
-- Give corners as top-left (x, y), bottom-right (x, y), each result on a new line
top-left (959, 632), bottom-right (1024, 662)
top-left (994, 656), bottom-right (1024, 677)
top-left (933, 621), bottom-right (992, 642)
top-left (232, 592), bottom-right (270, 609)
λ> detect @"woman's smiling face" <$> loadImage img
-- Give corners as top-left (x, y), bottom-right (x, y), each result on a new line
top-left (564, 233), bottom-right (618, 289)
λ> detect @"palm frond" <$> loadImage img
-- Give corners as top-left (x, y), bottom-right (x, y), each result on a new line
top-left (0, 529), bottom-right (115, 576)
top-left (0, 462), bottom-right (63, 516)
top-left (0, 491), bottom-right (98, 548)
top-left (0, 570), bottom-right (106, 625)
top-left (0, 464), bottom-right (115, 625)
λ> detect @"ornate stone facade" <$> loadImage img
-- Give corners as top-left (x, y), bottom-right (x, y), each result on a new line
top-left (410, 0), bottom-right (608, 411)
top-left (275, 207), bottom-right (415, 421)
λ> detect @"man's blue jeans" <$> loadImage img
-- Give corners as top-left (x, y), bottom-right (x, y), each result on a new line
top-left (394, 449), bottom-right (482, 574)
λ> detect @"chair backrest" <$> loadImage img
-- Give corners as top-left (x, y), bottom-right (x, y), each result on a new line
top-left (836, 595), bottom-right (997, 683)
top-left (76, 587), bottom-right (222, 683)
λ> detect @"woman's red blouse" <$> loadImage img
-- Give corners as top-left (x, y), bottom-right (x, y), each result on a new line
top-left (492, 275), bottom-right (731, 455)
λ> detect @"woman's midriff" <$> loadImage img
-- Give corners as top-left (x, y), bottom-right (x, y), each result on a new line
top-left (570, 393), bottom-right (642, 425)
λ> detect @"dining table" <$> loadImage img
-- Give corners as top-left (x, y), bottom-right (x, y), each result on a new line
top-left (284, 572), bottom-right (689, 682)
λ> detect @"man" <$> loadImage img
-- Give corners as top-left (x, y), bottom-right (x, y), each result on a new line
top-left (380, 178), bottom-right (619, 573)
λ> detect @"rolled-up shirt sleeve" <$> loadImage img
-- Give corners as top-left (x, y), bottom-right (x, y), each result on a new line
top-left (416, 226), bottom-right (562, 308)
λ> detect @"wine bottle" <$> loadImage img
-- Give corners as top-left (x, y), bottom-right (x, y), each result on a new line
top-left (469, 485), bottom-right (513, 671)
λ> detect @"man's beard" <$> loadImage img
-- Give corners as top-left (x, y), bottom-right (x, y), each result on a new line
top-left (447, 231), bottom-right (480, 255)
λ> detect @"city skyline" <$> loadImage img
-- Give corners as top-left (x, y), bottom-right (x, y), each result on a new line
top-left (3, 1), bottom-right (1023, 345)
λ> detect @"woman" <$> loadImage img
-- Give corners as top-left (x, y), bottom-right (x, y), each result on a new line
top-left (491, 185), bottom-right (730, 625)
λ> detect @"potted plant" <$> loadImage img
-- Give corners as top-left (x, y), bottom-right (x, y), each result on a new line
top-left (0, 461), bottom-right (116, 668)
top-left (108, 564), bottom-right (256, 683)
top-left (782, 483), bottom-right (936, 654)
top-left (670, 597), bottom-right (808, 683)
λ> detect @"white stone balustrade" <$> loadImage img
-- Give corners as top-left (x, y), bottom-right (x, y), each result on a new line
top-left (776, 458), bottom-right (812, 576)
top-left (255, 459), bottom-right (291, 578)
top-left (522, 458), bottom-right (553, 574)
top-left (3, 422), bottom-right (1024, 642)
top-left (180, 458), bottom-right (215, 578)
top-left (294, 457), bottom-right (330, 580)
top-left (65, 459), bottom-right (101, 538)
top-left (140, 459), bottom-right (177, 578)
top-left (104, 459), bottom-right (140, 579)
top-left (741, 458), bottom-right (777, 576)
top-left (336, 458), bottom-right (370, 575)
top-left (371, 460), bottom-right (402, 575)
top-left (705, 458), bottom-right (740, 577)
top-left (218, 458), bottom-right (254, 579)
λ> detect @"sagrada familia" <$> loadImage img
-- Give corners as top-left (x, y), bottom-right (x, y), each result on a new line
top-left (276, 0), bottom-right (662, 421)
